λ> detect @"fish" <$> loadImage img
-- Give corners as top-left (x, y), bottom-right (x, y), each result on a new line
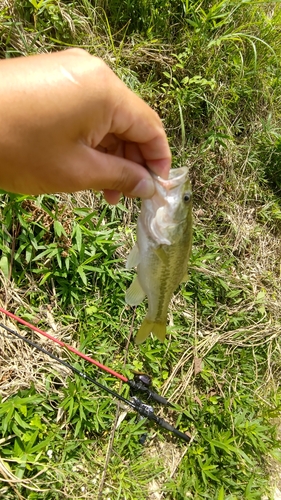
top-left (125, 166), bottom-right (192, 344)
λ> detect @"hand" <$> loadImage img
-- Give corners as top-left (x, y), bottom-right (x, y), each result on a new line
top-left (0, 49), bottom-right (171, 204)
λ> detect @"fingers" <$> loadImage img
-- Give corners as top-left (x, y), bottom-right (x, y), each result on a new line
top-left (103, 190), bottom-right (121, 204)
top-left (124, 142), bottom-right (145, 166)
top-left (95, 138), bottom-right (146, 205)
top-left (106, 75), bottom-right (171, 179)
top-left (72, 144), bottom-right (156, 200)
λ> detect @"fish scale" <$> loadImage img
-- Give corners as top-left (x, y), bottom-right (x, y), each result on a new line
top-left (126, 167), bottom-right (192, 344)
top-left (154, 240), bottom-right (191, 322)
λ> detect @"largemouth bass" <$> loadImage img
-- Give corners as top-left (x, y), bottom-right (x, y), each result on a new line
top-left (125, 166), bottom-right (192, 344)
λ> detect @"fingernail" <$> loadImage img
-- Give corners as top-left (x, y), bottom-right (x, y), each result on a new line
top-left (131, 178), bottom-right (155, 198)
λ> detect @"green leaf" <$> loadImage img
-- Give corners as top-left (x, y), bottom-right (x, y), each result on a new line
top-left (28, 0), bottom-right (39, 9)
top-left (56, 251), bottom-right (62, 269)
top-left (0, 254), bottom-right (9, 278)
top-left (2, 406), bottom-right (14, 434)
top-left (25, 245), bottom-right (33, 264)
top-left (77, 267), bottom-right (87, 286)
top-left (25, 430), bottom-right (39, 453)
top-left (14, 242), bottom-right (28, 262)
top-left (14, 411), bottom-right (31, 430)
top-left (67, 397), bottom-right (74, 420)
top-left (86, 305), bottom-right (98, 315)
top-left (13, 437), bottom-right (24, 456)
top-left (29, 436), bottom-right (52, 453)
top-left (54, 220), bottom-right (66, 238)
top-left (39, 271), bottom-right (52, 285)
top-left (203, 469), bottom-right (219, 482)
top-left (79, 404), bottom-right (86, 421)
top-left (19, 405), bottom-right (27, 417)
top-left (270, 448), bottom-right (281, 463)
top-left (74, 419), bottom-right (82, 438)
top-left (217, 486), bottom-right (225, 500)
top-left (30, 414), bottom-right (43, 430)
top-left (75, 224), bottom-right (82, 253)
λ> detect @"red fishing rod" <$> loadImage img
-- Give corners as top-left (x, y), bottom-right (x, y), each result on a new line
top-left (0, 306), bottom-right (190, 443)
top-left (0, 306), bottom-right (127, 380)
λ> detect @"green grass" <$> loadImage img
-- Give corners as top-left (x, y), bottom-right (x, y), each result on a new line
top-left (1, 0), bottom-right (281, 498)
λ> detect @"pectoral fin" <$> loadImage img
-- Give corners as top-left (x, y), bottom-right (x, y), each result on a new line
top-left (125, 276), bottom-right (146, 306)
top-left (126, 244), bottom-right (140, 269)
top-left (135, 318), bottom-right (166, 345)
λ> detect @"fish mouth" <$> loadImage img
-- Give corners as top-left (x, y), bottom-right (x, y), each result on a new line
top-left (154, 166), bottom-right (189, 190)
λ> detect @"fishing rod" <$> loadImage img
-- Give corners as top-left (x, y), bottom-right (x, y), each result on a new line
top-left (0, 307), bottom-right (168, 405)
top-left (0, 308), bottom-right (190, 443)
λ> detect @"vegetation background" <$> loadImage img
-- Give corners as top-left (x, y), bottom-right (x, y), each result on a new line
top-left (0, 0), bottom-right (281, 498)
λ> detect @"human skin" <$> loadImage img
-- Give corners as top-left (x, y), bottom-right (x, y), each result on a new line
top-left (0, 49), bottom-right (171, 204)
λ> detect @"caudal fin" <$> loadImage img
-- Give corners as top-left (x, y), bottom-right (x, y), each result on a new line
top-left (135, 318), bottom-right (166, 345)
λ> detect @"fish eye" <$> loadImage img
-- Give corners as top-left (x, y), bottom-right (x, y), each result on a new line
top-left (183, 192), bottom-right (191, 203)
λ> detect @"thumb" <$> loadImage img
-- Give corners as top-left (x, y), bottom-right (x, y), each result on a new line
top-left (77, 146), bottom-right (156, 199)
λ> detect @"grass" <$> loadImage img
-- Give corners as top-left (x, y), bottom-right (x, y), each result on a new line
top-left (1, 0), bottom-right (281, 498)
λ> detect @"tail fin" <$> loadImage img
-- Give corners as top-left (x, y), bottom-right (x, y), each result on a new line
top-left (135, 318), bottom-right (166, 345)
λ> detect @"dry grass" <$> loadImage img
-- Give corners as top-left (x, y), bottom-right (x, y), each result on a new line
top-left (0, 271), bottom-right (77, 400)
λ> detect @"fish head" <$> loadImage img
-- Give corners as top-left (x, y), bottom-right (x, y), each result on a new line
top-left (141, 167), bottom-right (192, 245)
